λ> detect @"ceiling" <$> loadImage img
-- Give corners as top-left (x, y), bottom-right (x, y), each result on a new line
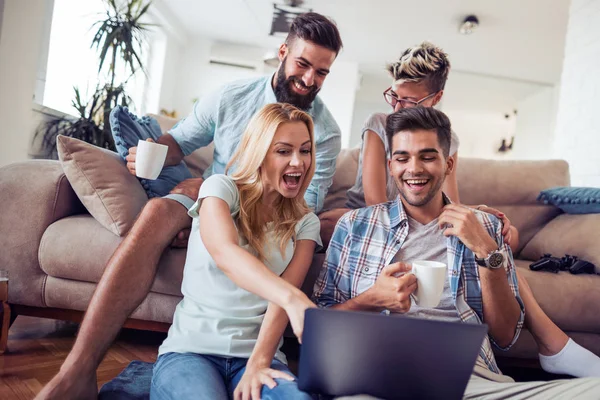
top-left (160, 0), bottom-right (571, 85)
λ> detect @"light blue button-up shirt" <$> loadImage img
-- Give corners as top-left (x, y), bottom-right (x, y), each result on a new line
top-left (169, 75), bottom-right (341, 212)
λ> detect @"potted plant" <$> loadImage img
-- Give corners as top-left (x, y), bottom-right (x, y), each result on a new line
top-left (35, 0), bottom-right (154, 157)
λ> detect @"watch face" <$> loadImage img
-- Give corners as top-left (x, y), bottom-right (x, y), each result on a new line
top-left (488, 252), bottom-right (504, 268)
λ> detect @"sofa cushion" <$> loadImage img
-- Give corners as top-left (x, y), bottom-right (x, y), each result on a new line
top-left (520, 213), bottom-right (600, 272)
top-left (110, 106), bottom-right (193, 197)
top-left (456, 158), bottom-right (569, 254)
top-left (485, 205), bottom-right (561, 255)
top-left (537, 187), bottom-right (600, 214)
top-left (515, 260), bottom-right (600, 333)
top-left (39, 214), bottom-right (185, 297)
top-left (57, 135), bottom-right (148, 236)
top-left (457, 158), bottom-right (570, 206)
top-left (43, 276), bottom-right (180, 324)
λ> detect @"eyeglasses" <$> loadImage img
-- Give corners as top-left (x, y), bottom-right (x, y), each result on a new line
top-left (383, 87), bottom-right (438, 109)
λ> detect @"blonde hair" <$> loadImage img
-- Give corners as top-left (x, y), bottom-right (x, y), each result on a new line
top-left (386, 41), bottom-right (451, 92)
top-left (226, 103), bottom-right (316, 261)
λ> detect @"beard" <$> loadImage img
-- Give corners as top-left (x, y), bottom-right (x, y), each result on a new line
top-left (273, 58), bottom-right (319, 111)
top-left (395, 174), bottom-right (445, 207)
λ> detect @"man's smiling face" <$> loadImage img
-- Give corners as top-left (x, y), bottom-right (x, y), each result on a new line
top-left (388, 128), bottom-right (453, 208)
top-left (273, 39), bottom-right (336, 110)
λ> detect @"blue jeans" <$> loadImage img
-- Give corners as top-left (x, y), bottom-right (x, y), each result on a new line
top-left (150, 352), bottom-right (314, 400)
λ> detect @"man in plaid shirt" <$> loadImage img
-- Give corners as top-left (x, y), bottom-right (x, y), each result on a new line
top-left (313, 107), bottom-right (600, 398)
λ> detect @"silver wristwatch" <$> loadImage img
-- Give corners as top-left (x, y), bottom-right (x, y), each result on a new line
top-left (475, 249), bottom-right (504, 269)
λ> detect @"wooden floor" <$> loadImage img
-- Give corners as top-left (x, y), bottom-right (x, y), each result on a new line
top-left (0, 316), bottom-right (166, 400)
top-left (0, 316), bottom-right (563, 399)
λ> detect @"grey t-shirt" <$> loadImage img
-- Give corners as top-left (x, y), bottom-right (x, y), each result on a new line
top-left (346, 113), bottom-right (460, 209)
top-left (393, 216), bottom-right (458, 322)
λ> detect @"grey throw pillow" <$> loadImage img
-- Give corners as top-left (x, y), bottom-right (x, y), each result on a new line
top-left (57, 135), bottom-right (148, 236)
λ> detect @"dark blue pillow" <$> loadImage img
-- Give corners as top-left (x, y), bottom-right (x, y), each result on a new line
top-left (110, 106), bottom-right (192, 198)
top-left (537, 187), bottom-right (600, 214)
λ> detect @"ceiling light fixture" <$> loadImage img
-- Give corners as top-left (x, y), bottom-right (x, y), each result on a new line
top-left (459, 15), bottom-right (479, 35)
top-left (270, 1), bottom-right (311, 36)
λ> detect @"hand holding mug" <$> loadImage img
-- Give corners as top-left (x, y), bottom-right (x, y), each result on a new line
top-left (367, 262), bottom-right (417, 313)
top-left (126, 139), bottom-right (168, 180)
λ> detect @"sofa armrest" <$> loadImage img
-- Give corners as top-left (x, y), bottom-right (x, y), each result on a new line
top-left (520, 213), bottom-right (600, 272)
top-left (0, 160), bottom-right (85, 306)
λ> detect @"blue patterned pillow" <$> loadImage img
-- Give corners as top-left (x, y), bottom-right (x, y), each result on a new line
top-left (110, 106), bottom-right (192, 198)
top-left (537, 187), bottom-right (600, 214)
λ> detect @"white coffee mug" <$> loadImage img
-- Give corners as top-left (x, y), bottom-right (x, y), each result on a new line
top-left (411, 260), bottom-right (447, 308)
top-left (135, 139), bottom-right (168, 180)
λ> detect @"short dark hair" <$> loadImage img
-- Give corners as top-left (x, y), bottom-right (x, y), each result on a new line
top-left (386, 108), bottom-right (452, 157)
top-left (286, 12), bottom-right (343, 55)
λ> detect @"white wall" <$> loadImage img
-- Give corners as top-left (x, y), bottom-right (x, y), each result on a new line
top-left (443, 71), bottom-right (556, 160)
top-left (443, 110), bottom-right (514, 159)
top-left (350, 97), bottom-right (387, 148)
top-left (0, 0), bottom-right (52, 167)
top-left (166, 37), bottom-right (215, 117)
top-left (156, 33), bottom-right (183, 114)
top-left (349, 73), bottom-right (389, 147)
top-left (554, 0), bottom-right (600, 187)
top-left (510, 86), bottom-right (558, 160)
top-left (165, 40), bottom-right (275, 118)
top-left (317, 60), bottom-right (359, 148)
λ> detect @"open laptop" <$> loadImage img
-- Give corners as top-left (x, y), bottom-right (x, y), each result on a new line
top-left (298, 308), bottom-right (487, 400)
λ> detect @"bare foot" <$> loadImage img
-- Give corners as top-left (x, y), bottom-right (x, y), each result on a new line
top-left (35, 369), bottom-right (97, 400)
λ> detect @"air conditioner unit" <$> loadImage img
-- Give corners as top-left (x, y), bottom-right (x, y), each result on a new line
top-left (208, 58), bottom-right (257, 71)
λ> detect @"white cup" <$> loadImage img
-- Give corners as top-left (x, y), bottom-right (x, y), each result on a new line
top-left (135, 139), bottom-right (168, 180)
top-left (411, 260), bottom-right (447, 308)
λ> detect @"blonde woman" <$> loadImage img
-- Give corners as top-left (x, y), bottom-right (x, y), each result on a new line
top-left (151, 103), bottom-right (319, 400)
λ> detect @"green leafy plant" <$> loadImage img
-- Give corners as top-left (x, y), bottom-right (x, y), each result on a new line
top-left (35, 0), bottom-right (153, 158)
top-left (35, 87), bottom-right (105, 159)
top-left (92, 0), bottom-right (153, 141)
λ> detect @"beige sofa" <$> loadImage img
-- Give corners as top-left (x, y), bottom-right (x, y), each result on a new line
top-left (2, 140), bottom-right (600, 363)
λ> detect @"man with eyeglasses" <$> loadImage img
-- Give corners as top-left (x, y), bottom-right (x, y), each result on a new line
top-left (319, 41), bottom-right (462, 246)
top-left (321, 42), bottom-right (517, 249)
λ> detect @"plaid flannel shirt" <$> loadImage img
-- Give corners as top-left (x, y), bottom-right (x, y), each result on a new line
top-left (312, 195), bottom-right (525, 374)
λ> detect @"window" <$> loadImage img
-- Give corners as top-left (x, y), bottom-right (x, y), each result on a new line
top-left (42, 0), bottom-right (155, 116)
